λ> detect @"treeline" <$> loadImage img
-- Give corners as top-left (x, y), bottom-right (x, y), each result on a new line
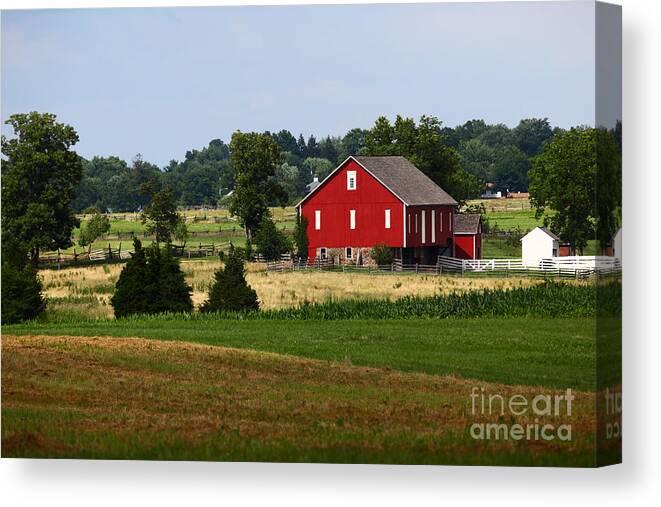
top-left (72, 116), bottom-right (587, 213)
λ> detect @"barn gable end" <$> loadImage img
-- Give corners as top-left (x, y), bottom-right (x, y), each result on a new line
top-left (298, 156), bottom-right (457, 263)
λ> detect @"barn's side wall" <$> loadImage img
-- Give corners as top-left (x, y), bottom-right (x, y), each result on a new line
top-left (405, 205), bottom-right (454, 249)
top-left (300, 159), bottom-right (404, 259)
top-left (454, 234), bottom-right (475, 259)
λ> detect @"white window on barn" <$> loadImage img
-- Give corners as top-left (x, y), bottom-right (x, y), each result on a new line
top-left (347, 170), bottom-right (357, 190)
top-left (421, 210), bottom-right (426, 244)
top-left (350, 209), bottom-right (356, 230)
top-left (385, 209), bottom-right (391, 229)
top-left (440, 210), bottom-right (443, 232)
top-left (408, 213), bottom-right (411, 234)
top-left (346, 247), bottom-right (353, 260)
top-left (449, 212), bottom-right (452, 232)
top-left (315, 210), bottom-right (321, 230)
top-left (431, 210), bottom-right (436, 243)
top-left (320, 247), bottom-right (327, 260)
top-left (415, 213), bottom-right (418, 234)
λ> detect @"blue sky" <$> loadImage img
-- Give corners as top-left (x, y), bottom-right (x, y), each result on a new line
top-left (2, 2), bottom-right (599, 166)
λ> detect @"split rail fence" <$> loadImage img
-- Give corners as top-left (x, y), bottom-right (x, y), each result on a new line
top-left (39, 242), bottom-right (222, 268)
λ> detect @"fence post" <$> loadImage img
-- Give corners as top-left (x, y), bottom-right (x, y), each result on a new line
top-left (415, 263), bottom-right (419, 273)
top-left (108, 243), bottom-right (112, 261)
top-left (461, 260), bottom-right (465, 276)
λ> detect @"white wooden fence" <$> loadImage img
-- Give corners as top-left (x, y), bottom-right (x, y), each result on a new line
top-left (437, 255), bottom-right (621, 277)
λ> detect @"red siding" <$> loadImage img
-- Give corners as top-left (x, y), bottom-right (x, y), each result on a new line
top-left (454, 233), bottom-right (482, 259)
top-left (300, 159), bottom-right (404, 258)
top-left (405, 205), bottom-right (454, 248)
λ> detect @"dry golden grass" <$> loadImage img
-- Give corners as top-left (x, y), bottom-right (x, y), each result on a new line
top-left (247, 270), bottom-right (544, 309)
top-left (40, 260), bottom-right (548, 318)
top-left (2, 334), bottom-right (603, 464)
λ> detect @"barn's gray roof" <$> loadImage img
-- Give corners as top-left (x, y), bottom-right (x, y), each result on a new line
top-left (353, 156), bottom-right (457, 206)
top-left (453, 214), bottom-right (481, 234)
top-left (539, 227), bottom-right (560, 241)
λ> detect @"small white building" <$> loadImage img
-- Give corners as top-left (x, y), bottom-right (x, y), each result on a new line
top-left (521, 227), bottom-right (560, 267)
top-left (480, 189), bottom-right (502, 199)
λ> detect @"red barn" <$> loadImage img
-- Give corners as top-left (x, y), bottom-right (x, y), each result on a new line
top-left (297, 156), bottom-right (457, 264)
top-left (453, 214), bottom-right (482, 259)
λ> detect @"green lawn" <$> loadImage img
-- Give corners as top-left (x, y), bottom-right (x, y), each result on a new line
top-left (52, 207), bottom-right (296, 255)
top-left (482, 237), bottom-right (522, 258)
top-left (485, 209), bottom-right (543, 231)
top-left (3, 316), bottom-right (604, 390)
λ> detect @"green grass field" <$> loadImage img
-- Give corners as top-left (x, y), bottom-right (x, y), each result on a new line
top-left (2, 314), bottom-right (621, 465)
top-left (4, 316), bottom-right (611, 390)
top-left (4, 331), bottom-right (616, 465)
top-left (52, 207), bottom-right (296, 255)
top-left (485, 209), bottom-right (543, 231)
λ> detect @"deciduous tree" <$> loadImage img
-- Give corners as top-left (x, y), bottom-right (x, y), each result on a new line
top-left (141, 187), bottom-right (184, 245)
top-left (364, 115), bottom-right (479, 203)
top-left (78, 211), bottom-right (111, 247)
top-left (1, 112), bottom-right (83, 264)
top-left (528, 127), bottom-right (620, 253)
top-left (228, 132), bottom-right (283, 240)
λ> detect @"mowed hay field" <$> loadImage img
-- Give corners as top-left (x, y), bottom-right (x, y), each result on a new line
top-left (40, 260), bottom-right (545, 319)
top-left (2, 334), bottom-right (610, 465)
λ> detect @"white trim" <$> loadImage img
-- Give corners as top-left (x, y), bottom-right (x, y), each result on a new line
top-left (421, 209), bottom-right (426, 244)
top-left (295, 155), bottom-right (458, 209)
top-left (314, 210), bottom-right (321, 230)
top-left (473, 235), bottom-right (476, 259)
top-left (403, 204), bottom-right (407, 248)
top-left (347, 170), bottom-right (357, 190)
top-left (431, 210), bottom-right (436, 243)
top-left (449, 211), bottom-right (452, 232)
top-left (415, 213), bottom-right (418, 234)
top-left (296, 156), bottom-right (408, 208)
top-left (385, 208), bottom-right (391, 229)
top-left (440, 210), bottom-right (443, 232)
top-left (350, 209), bottom-right (356, 230)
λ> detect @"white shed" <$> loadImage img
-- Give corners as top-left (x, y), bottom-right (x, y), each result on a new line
top-left (521, 227), bottom-right (560, 267)
top-left (612, 227), bottom-right (622, 261)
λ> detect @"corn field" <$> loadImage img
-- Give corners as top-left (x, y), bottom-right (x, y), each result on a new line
top-left (101, 281), bottom-right (620, 322)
